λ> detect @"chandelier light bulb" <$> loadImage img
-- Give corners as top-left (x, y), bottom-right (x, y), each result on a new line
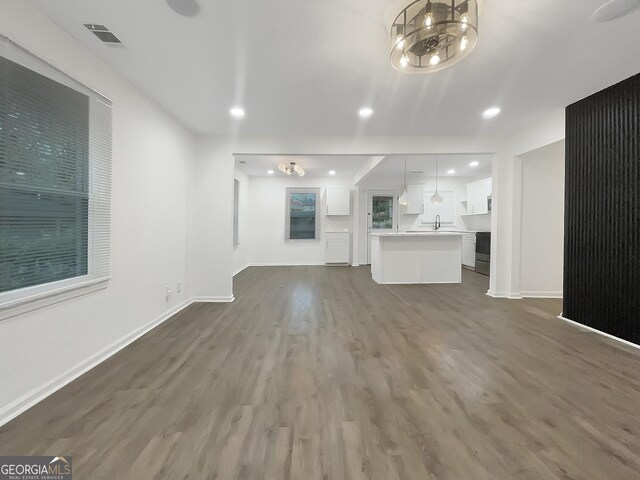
top-left (395, 34), bottom-right (405, 50)
top-left (460, 35), bottom-right (468, 51)
top-left (278, 164), bottom-right (287, 173)
top-left (429, 53), bottom-right (441, 65)
top-left (424, 1), bottom-right (434, 28)
top-left (400, 54), bottom-right (409, 68)
top-left (460, 12), bottom-right (470, 30)
top-left (425, 13), bottom-right (434, 27)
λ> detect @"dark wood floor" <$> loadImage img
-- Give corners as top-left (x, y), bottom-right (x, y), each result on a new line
top-left (1, 267), bottom-right (639, 479)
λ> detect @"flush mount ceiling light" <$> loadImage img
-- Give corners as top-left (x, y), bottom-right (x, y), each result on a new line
top-left (278, 162), bottom-right (305, 176)
top-left (390, 0), bottom-right (479, 73)
top-left (230, 107), bottom-right (245, 119)
top-left (328, 170), bottom-right (336, 176)
top-left (447, 169), bottom-right (456, 174)
top-left (592, 0), bottom-right (640, 22)
top-left (482, 106), bottom-right (501, 119)
top-left (359, 107), bottom-right (374, 118)
top-left (267, 170), bottom-right (274, 175)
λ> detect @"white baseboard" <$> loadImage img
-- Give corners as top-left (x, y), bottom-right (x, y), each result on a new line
top-left (249, 262), bottom-right (325, 267)
top-left (0, 299), bottom-right (194, 428)
top-left (193, 295), bottom-right (235, 303)
top-left (521, 291), bottom-right (563, 298)
top-left (233, 264), bottom-right (250, 276)
top-left (557, 314), bottom-right (640, 351)
top-left (351, 263), bottom-right (360, 267)
top-left (486, 290), bottom-right (523, 300)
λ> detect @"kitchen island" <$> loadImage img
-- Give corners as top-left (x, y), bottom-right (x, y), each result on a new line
top-left (370, 232), bottom-right (463, 284)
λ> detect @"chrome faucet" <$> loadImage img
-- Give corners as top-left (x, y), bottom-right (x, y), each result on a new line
top-left (434, 214), bottom-right (441, 231)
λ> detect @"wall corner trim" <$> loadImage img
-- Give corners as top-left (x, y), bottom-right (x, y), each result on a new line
top-left (557, 315), bottom-right (640, 351)
top-left (233, 264), bottom-right (250, 276)
top-left (0, 299), bottom-right (195, 428)
top-left (193, 295), bottom-right (235, 303)
top-left (486, 290), bottom-right (523, 300)
top-left (249, 262), bottom-right (325, 267)
top-left (521, 291), bottom-right (563, 299)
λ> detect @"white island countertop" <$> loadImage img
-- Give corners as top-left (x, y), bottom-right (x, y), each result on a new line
top-left (370, 232), bottom-right (463, 284)
top-left (369, 231), bottom-right (466, 237)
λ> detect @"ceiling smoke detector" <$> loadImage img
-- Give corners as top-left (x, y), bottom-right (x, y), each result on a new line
top-left (166, 0), bottom-right (201, 17)
top-left (592, 0), bottom-right (640, 22)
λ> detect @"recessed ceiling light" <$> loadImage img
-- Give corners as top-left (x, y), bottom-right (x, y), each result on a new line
top-left (329, 170), bottom-right (336, 176)
top-left (16, 171), bottom-right (25, 176)
top-left (230, 107), bottom-right (245, 119)
top-left (482, 106), bottom-right (501, 119)
top-left (359, 107), bottom-right (373, 118)
top-left (469, 161), bottom-right (480, 167)
top-left (267, 170), bottom-right (274, 175)
top-left (447, 169), bottom-right (456, 174)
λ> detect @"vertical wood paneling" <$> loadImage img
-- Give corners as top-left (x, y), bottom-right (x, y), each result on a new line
top-left (564, 73), bottom-right (640, 344)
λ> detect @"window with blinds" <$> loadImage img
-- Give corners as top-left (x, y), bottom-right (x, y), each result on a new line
top-left (0, 36), bottom-right (112, 314)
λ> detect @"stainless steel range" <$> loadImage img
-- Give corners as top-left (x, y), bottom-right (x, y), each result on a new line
top-left (475, 232), bottom-right (491, 276)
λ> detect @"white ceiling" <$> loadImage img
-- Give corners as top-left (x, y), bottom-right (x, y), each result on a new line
top-left (31, 0), bottom-right (640, 136)
top-left (236, 155), bottom-right (371, 177)
top-left (365, 154), bottom-right (493, 184)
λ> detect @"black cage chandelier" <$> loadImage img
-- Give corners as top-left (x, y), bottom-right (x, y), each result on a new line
top-left (390, 0), bottom-right (479, 73)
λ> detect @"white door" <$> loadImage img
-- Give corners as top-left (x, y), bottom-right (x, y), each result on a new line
top-left (367, 191), bottom-right (397, 264)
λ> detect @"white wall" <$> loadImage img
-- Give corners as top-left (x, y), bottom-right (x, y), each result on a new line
top-left (519, 141), bottom-right (565, 297)
top-left (233, 168), bottom-right (250, 275)
top-left (489, 114), bottom-right (565, 299)
top-left (247, 176), bottom-right (353, 265)
top-left (0, 1), bottom-right (198, 421)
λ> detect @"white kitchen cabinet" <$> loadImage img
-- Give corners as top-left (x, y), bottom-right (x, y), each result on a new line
top-left (325, 232), bottom-right (350, 264)
top-left (465, 178), bottom-right (492, 215)
top-left (404, 185), bottom-right (424, 214)
top-left (462, 234), bottom-right (476, 268)
top-left (326, 187), bottom-right (351, 216)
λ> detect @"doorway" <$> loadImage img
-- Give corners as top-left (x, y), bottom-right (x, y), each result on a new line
top-left (367, 190), bottom-right (397, 264)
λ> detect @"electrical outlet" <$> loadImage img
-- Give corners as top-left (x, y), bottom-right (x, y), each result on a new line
top-left (177, 281), bottom-right (183, 293)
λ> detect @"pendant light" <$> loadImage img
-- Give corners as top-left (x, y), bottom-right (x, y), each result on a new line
top-left (399, 158), bottom-right (410, 206)
top-left (431, 157), bottom-right (443, 204)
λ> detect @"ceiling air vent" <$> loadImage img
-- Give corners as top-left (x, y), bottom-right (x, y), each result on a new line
top-left (84, 24), bottom-right (123, 46)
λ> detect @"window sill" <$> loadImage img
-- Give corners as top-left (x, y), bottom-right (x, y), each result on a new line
top-left (0, 276), bottom-right (110, 321)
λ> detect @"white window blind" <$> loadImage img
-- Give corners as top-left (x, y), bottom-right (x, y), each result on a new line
top-left (0, 35), bottom-right (112, 315)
